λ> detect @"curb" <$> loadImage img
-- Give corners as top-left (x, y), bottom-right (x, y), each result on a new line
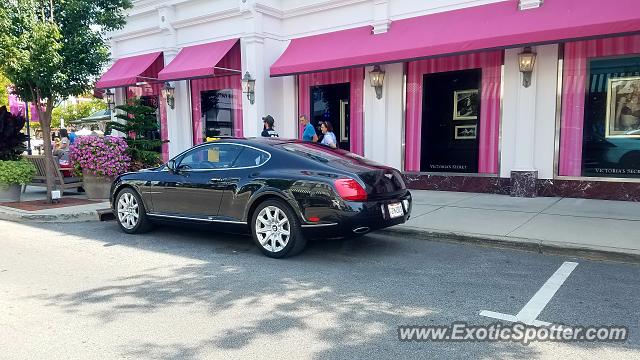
top-left (0, 208), bottom-right (107, 223)
top-left (380, 226), bottom-right (640, 264)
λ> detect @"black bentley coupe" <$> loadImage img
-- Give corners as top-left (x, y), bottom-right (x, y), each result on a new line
top-left (110, 138), bottom-right (412, 258)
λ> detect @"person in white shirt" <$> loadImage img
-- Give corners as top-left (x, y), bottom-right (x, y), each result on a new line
top-left (320, 121), bottom-right (337, 149)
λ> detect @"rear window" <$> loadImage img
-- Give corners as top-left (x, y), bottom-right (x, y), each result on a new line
top-left (234, 147), bottom-right (270, 167)
top-left (278, 143), bottom-right (383, 167)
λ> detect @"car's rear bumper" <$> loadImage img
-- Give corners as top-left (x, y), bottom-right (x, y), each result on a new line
top-left (301, 191), bottom-right (411, 238)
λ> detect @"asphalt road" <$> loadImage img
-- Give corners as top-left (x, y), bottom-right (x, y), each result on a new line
top-left (1, 219), bottom-right (639, 359)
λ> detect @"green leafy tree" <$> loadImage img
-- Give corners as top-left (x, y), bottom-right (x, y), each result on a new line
top-left (52, 98), bottom-right (107, 128)
top-left (107, 98), bottom-right (164, 170)
top-left (0, 0), bottom-right (132, 202)
top-left (0, 73), bottom-right (10, 108)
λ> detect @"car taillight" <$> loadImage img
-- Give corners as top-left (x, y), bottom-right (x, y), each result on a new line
top-left (334, 178), bottom-right (367, 201)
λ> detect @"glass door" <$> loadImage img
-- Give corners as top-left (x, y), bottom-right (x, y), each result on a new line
top-left (310, 83), bottom-right (350, 150)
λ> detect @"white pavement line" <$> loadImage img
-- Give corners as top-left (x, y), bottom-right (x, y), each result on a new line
top-left (480, 261), bottom-right (578, 326)
top-left (515, 261), bottom-right (578, 324)
top-left (478, 311), bottom-right (518, 323)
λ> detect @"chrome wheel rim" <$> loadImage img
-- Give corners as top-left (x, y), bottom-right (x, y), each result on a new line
top-left (117, 192), bottom-right (139, 230)
top-left (255, 206), bottom-right (290, 253)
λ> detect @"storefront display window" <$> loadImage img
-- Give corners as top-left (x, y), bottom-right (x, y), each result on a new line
top-left (201, 89), bottom-right (236, 139)
top-left (558, 35), bottom-right (640, 179)
top-left (191, 76), bottom-right (243, 144)
top-left (405, 51), bottom-right (502, 174)
top-left (420, 69), bottom-right (482, 173)
top-left (582, 56), bottom-right (640, 178)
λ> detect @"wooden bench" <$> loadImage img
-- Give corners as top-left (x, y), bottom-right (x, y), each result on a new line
top-left (23, 155), bottom-right (84, 193)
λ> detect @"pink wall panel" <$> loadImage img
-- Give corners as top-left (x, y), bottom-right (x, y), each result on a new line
top-left (405, 51), bottom-right (503, 173)
top-left (8, 92), bottom-right (41, 122)
top-left (559, 34), bottom-right (640, 176)
top-left (297, 68), bottom-right (364, 155)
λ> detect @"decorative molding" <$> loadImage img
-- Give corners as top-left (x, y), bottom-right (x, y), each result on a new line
top-left (280, 0), bottom-right (370, 19)
top-left (110, 26), bottom-right (163, 41)
top-left (170, 8), bottom-right (242, 29)
top-left (372, 0), bottom-right (390, 34)
top-left (519, 0), bottom-right (543, 10)
top-left (253, 3), bottom-right (285, 19)
top-left (389, 0), bottom-right (505, 21)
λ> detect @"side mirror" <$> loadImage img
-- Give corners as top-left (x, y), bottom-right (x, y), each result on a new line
top-left (167, 159), bottom-right (176, 173)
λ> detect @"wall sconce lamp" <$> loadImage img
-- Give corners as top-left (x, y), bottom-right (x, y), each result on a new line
top-left (162, 82), bottom-right (176, 110)
top-left (369, 65), bottom-right (385, 99)
top-left (105, 89), bottom-right (115, 110)
top-left (242, 71), bottom-right (256, 105)
top-left (518, 47), bottom-right (537, 88)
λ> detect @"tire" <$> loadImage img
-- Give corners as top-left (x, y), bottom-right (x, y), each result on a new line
top-left (115, 187), bottom-right (153, 234)
top-left (251, 199), bottom-right (307, 258)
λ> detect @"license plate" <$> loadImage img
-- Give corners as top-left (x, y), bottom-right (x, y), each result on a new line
top-left (388, 202), bottom-right (404, 219)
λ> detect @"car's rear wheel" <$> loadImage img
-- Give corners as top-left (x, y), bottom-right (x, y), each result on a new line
top-left (251, 199), bottom-right (307, 258)
top-left (115, 188), bottom-right (152, 234)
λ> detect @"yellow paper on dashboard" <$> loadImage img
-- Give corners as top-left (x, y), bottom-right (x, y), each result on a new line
top-left (208, 148), bottom-right (220, 162)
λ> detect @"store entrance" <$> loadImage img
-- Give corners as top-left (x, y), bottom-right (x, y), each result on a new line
top-left (310, 83), bottom-right (350, 150)
top-left (420, 69), bottom-right (482, 173)
top-left (201, 89), bottom-right (235, 141)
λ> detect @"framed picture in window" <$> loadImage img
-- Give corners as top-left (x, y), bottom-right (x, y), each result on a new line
top-left (453, 89), bottom-right (479, 120)
top-left (454, 125), bottom-right (477, 140)
top-left (605, 76), bottom-right (640, 138)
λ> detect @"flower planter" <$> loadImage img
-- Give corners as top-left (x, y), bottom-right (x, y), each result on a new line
top-left (0, 183), bottom-right (21, 202)
top-left (82, 170), bottom-right (113, 200)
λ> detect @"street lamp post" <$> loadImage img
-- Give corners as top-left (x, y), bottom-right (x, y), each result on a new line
top-left (25, 102), bottom-right (32, 155)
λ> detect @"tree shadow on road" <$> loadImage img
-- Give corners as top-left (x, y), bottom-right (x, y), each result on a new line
top-left (14, 220), bottom-right (639, 359)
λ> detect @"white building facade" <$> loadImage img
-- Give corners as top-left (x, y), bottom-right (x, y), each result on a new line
top-left (98, 0), bottom-right (640, 200)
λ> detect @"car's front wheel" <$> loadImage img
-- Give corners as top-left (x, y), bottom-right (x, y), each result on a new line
top-left (251, 199), bottom-right (307, 258)
top-left (115, 188), bottom-right (152, 234)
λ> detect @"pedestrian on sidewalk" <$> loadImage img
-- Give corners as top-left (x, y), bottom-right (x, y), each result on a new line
top-left (299, 115), bottom-right (318, 142)
top-left (320, 121), bottom-right (337, 149)
top-left (261, 115), bottom-right (279, 138)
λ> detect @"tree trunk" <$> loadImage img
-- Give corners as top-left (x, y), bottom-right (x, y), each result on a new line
top-left (37, 102), bottom-right (55, 203)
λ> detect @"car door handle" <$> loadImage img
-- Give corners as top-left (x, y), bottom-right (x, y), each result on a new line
top-left (209, 177), bottom-right (234, 183)
top-left (209, 177), bottom-right (239, 184)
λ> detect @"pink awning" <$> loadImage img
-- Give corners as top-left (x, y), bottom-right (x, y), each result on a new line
top-left (96, 52), bottom-right (164, 89)
top-left (271, 0), bottom-right (640, 76)
top-left (158, 39), bottom-right (239, 81)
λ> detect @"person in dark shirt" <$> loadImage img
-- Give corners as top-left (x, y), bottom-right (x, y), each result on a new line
top-left (261, 115), bottom-right (279, 137)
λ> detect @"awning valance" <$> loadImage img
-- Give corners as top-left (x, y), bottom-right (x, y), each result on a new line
top-left (270, 0), bottom-right (640, 77)
top-left (96, 52), bottom-right (164, 89)
top-left (158, 39), bottom-right (240, 81)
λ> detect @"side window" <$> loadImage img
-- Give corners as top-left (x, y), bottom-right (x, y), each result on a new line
top-left (178, 144), bottom-right (243, 170)
top-left (233, 147), bottom-right (270, 168)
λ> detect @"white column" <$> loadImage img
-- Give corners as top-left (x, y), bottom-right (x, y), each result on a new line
top-left (162, 49), bottom-right (193, 157)
top-left (501, 45), bottom-right (558, 179)
top-left (240, 4), bottom-right (266, 138)
top-left (363, 63), bottom-right (403, 169)
top-left (241, 35), bottom-right (266, 138)
top-left (512, 46), bottom-right (538, 171)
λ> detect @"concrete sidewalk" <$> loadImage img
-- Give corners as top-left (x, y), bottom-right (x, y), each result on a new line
top-left (391, 190), bottom-right (640, 257)
top-left (2, 187), bottom-right (639, 257)
top-left (0, 187), bottom-right (109, 222)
